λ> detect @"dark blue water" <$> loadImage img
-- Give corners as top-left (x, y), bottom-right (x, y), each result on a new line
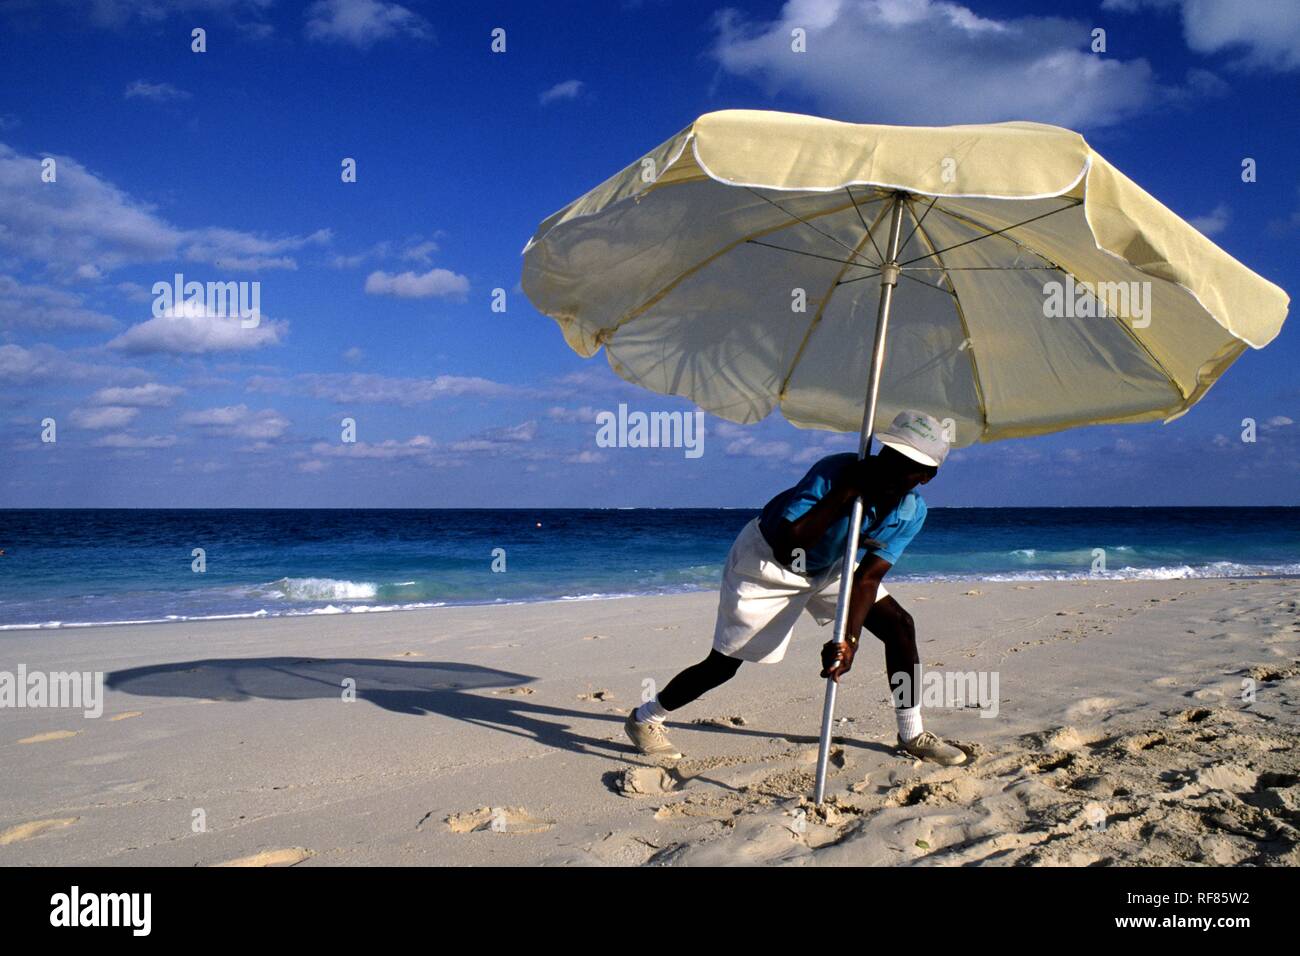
top-left (0, 508), bottom-right (1297, 629)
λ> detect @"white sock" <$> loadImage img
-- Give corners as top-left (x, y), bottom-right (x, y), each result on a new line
top-left (635, 699), bottom-right (668, 724)
top-left (896, 705), bottom-right (923, 742)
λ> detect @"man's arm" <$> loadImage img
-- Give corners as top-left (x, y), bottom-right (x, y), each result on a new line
top-left (821, 554), bottom-right (892, 681)
top-left (846, 554), bottom-right (891, 640)
top-left (765, 461), bottom-right (870, 566)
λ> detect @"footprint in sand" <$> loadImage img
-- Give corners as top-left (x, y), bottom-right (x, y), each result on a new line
top-left (445, 806), bottom-right (554, 833)
top-left (889, 775), bottom-right (985, 806)
top-left (0, 817), bottom-right (78, 846)
top-left (617, 766), bottom-right (685, 798)
top-left (71, 752), bottom-right (132, 767)
top-left (1249, 662), bottom-right (1300, 682)
top-left (491, 686), bottom-right (534, 696)
top-left (214, 847), bottom-right (313, 867)
top-left (797, 746), bottom-right (847, 768)
top-left (18, 730), bottom-right (78, 744)
top-left (390, 650), bottom-right (423, 658)
top-left (577, 689), bottom-right (614, 701)
top-left (693, 715), bottom-right (747, 728)
top-left (1065, 697), bottom-right (1121, 721)
top-left (1028, 725), bottom-right (1107, 752)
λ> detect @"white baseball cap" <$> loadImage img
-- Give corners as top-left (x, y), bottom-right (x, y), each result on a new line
top-left (875, 410), bottom-right (950, 468)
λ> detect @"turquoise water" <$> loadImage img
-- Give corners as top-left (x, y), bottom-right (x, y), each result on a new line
top-left (0, 508), bottom-right (1296, 629)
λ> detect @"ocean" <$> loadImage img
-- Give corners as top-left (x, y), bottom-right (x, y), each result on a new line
top-left (0, 507), bottom-right (1297, 630)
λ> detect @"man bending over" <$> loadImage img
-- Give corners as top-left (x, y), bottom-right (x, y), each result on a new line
top-left (625, 410), bottom-right (966, 767)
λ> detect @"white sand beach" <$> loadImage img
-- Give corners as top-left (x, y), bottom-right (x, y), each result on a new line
top-left (1, 577), bottom-right (1298, 866)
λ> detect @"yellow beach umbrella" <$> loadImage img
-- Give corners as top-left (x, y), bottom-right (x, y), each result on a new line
top-left (521, 109), bottom-right (1289, 802)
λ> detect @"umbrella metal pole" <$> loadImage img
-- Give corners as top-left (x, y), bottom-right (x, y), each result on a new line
top-left (813, 193), bottom-right (906, 806)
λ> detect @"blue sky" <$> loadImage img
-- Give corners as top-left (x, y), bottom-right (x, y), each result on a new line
top-left (0, 0), bottom-right (1296, 508)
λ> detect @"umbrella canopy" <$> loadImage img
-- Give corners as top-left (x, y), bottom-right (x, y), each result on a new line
top-left (522, 109), bottom-right (1288, 447)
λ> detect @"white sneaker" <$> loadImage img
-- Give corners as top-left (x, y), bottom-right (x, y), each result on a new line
top-left (898, 730), bottom-right (967, 766)
top-left (624, 712), bottom-right (682, 759)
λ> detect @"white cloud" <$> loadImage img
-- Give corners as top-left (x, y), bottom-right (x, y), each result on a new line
top-left (0, 343), bottom-right (144, 385)
top-left (1188, 203), bottom-right (1230, 236)
top-left (330, 252), bottom-right (367, 269)
top-left (364, 267), bottom-right (469, 300)
top-left (181, 227), bottom-right (330, 271)
top-left (484, 421), bottom-right (537, 442)
top-left (566, 450), bottom-right (607, 464)
top-left (247, 371), bottom-right (516, 405)
top-left (0, 275), bottom-right (117, 331)
top-left (311, 435), bottom-right (435, 459)
top-left (713, 418), bottom-right (851, 464)
top-left (92, 432), bottom-right (178, 449)
top-left (124, 80), bottom-right (191, 102)
top-left (712, 0), bottom-right (1165, 127)
top-left (71, 405), bottom-right (139, 429)
top-left (108, 311), bottom-right (287, 355)
top-left (42, 1), bottom-right (275, 34)
top-left (329, 236), bottom-right (441, 269)
top-left (304, 0), bottom-right (431, 48)
top-left (89, 382), bottom-right (184, 407)
top-left (448, 420), bottom-right (539, 452)
top-left (791, 438), bottom-right (855, 464)
top-left (0, 144), bottom-right (329, 277)
top-left (116, 281), bottom-right (154, 302)
top-left (181, 404), bottom-right (291, 440)
top-left (342, 346), bottom-right (364, 363)
top-left (540, 80), bottom-right (584, 105)
top-left (401, 240), bottom-right (439, 265)
top-left (1104, 0), bottom-right (1300, 71)
top-left (726, 436), bottom-right (794, 458)
top-left (546, 405), bottom-right (598, 423)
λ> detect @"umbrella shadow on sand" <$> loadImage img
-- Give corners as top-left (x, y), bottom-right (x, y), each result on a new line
top-left (106, 657), bottom-right (631, 758)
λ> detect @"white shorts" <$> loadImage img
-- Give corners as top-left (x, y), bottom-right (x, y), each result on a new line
top-left (711, 518), bottom-right (889, 664)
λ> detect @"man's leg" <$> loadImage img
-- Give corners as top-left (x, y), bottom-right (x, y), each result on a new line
top-left (864, 596), bottom-right (966, 766)
top-left (626, 651), bottom-right (742, 758)
top-left (626, 518), bottom-right (805, 757)
top-left (654, 650), bottom-right (743, 712)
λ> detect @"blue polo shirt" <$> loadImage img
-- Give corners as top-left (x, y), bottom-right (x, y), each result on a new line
top-left (757, 453), bottom-right (927, 574)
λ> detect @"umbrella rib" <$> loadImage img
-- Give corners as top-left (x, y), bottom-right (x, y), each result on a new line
top-left (747, 238), bottom-right (878, 270)
top-left (903, 265), bottom-right (1062, 271)
top-left (908, 209), bottom-right (991, 440)
top-left (927, 203), bottom-right (1070, 272)
top-left (838, 268), bottom-right (946, 288)
top-left (897, 194), bottom-right (938, 255)
top-left (746, 187), bottom-right (882, 269)
top-left (899, 199), bottom-right (1082, 268)
top-left (897, 270), bottom-right (957, 295)
top-left (930, 202), bottom-right (1185, 399)
top-left (778, 199), bottom-right (894, 402)
top-left (845, 186), bottom-right (886, 264)
top-left (599, 196), bottom-right (877, 344)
